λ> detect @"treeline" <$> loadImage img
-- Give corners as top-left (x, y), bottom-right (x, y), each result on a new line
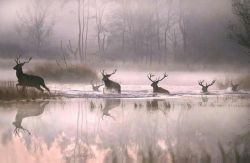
top-left (0, 0), bottom-right (247, 65)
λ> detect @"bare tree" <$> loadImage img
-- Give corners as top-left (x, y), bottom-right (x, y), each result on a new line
top-left (178, 0), bottom-right (188, 52)
top-left (229, 0), bottom-right (250, 55)
top-left (94, 0), bottom-right (108, 56)
top-left (16, 0), bottom-right (54, 56)
top-left (62, 0), bottom-right (90, 63)
top-left (59, 0), bottom-right (187, 63)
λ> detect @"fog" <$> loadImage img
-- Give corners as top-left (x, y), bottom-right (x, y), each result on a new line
top-left (0, 0), bottom-right (249, 69)
top-left (0, 2), bottom-right (250, 162)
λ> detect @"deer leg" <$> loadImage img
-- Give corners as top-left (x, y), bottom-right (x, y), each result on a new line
top-left (21, 86), bottom-right (26, 95)
top-left (16, 83), bottom-right (20, 92)
top-left (14, 128), bottom-right (20, 137)
top-left (13, 128), bottom-right (17, 136)
top-left (35, 86), bottom-right (44, 92)
top-left (21, 127), bottom-right (31, 135)
top-left (117, 88), bottom-right (121, 94)
top-left (41, 84), bottom-right (50, 94)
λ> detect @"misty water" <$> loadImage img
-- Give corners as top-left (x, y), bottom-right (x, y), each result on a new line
top-left (0, 70), bottom-right (250, 163)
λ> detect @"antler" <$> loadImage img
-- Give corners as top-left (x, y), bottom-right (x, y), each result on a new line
top-left (156, 72), bottom-right (168, 82)
top-left (100, 69), bottom-right (117, 77)
top-left (23, 57), bottom-right (32, 64)
top-left (14, 126), bottom-right (31, 137)
top-left (206, 80), bottom-right (215, 87)
top-left (15, 55), bottom-right (21, 64)
top-left (100, 70), bottom-right (105, 75)
top-left (20, 126), bottom-right (31, 135)
top-left (107, 69), bottom-right (117, 76)
top-left (91, 79), bottom-right (94, 85)
top-left (198, 80), bottom-right (205, 87)
top-left (91, 80), bottom-right (103, 88)
top-left (147, 73), bottom-right (156, 82)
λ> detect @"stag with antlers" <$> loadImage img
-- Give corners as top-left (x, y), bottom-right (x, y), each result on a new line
top-left (231, 81), bottom-right (240, 92)
top-left (101, 69), bottom-right (121, 93)
top-left (198, 80), bottom-right (216, 93)
top-left (147, 73), bottom-right (170, 94)
top-left (91, 80), bottom-right (104, 91)
top-left (13, 55), bottom-right (50, 94)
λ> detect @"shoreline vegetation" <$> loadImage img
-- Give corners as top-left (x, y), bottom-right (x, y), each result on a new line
top-left (0, 81), bottom-right (50, 101)
top-left (27, 62), bottom-right (98, 83)
top-left (1, 58), bottom-right (250, 73)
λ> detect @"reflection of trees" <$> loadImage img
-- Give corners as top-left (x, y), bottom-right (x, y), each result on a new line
top-left (68, 102), bottom-right (95, 162)
top-left (3, 98), bottom-right (249, 163)
top-left (53, 98), bottom-right (250, 163)
top-left (146, 99), bottom-right (171, 115)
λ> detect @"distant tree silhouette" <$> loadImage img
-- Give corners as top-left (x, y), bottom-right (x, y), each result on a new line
top-left (229, 0), bottom-right (250, 55)
top-left (16, 0), bottom-right (54, 56)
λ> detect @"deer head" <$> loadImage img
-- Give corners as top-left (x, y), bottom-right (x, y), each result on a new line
top-left (101, 69), bottom-right (117, 82)
top-left (231, 81), bottom-right (240, 91)
top-left (198, 80), bottom-right (216, 92)
top-left (13, 55), bottom-right (32, 70)
top-left (147, 73), bottom-right (168, 88)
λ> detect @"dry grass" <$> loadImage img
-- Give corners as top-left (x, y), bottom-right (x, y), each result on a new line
top-left (0, 81), bottom-right (49, 101)
top-left (27, 63), bottom-right (98, 83)
top-left (238, 75), bottom-right (250, 90)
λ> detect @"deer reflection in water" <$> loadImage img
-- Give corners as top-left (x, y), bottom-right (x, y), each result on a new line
top-left (102, 99), bottom-right (121, 120)
top-left (12, 101), bottom-right (49, 136)
top-left (146, 99), bottom-right (171, 115)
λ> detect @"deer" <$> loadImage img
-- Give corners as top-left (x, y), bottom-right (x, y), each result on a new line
top-left (13, 55), bottom-right (50, 94)
top-left (91, 80), bottom-right (104, 91)
top-left (101, 69), bottom-right (121, 93)
top-left (231, 81), bottom-right (240, 92)
top-left (147, 73), bottom-right (170, 94)
top-left (198, 80), bottom-right (216, 93)
top-left (102, 99), bottom-right (121, 120)
top-left (13, 101), bottom-right (49, 136)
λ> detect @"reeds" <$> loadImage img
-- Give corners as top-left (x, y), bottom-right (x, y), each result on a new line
top-left (0, 81), bottom-right (49, 101)
top-left (27, 62), bottom-right (98, 83)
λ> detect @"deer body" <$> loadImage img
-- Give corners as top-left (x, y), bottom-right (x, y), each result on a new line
top-left (13, 101), bottom-right (48, 136)
top-left (13, 56), bottom-right (50, 93)
top-left (101, 70), bottom-right (121, 94)
top-left (103, 79), bottom-right (121, 93)
top-left (148, 73), bottom-right (170, 94)
top-left (152, 85), bottom-right (170, 94)
top-left (102, 99), bottom-right (121, 119)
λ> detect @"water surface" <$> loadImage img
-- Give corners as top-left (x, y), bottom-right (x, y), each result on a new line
top-left (0, 95), bottom-right (249, 163)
